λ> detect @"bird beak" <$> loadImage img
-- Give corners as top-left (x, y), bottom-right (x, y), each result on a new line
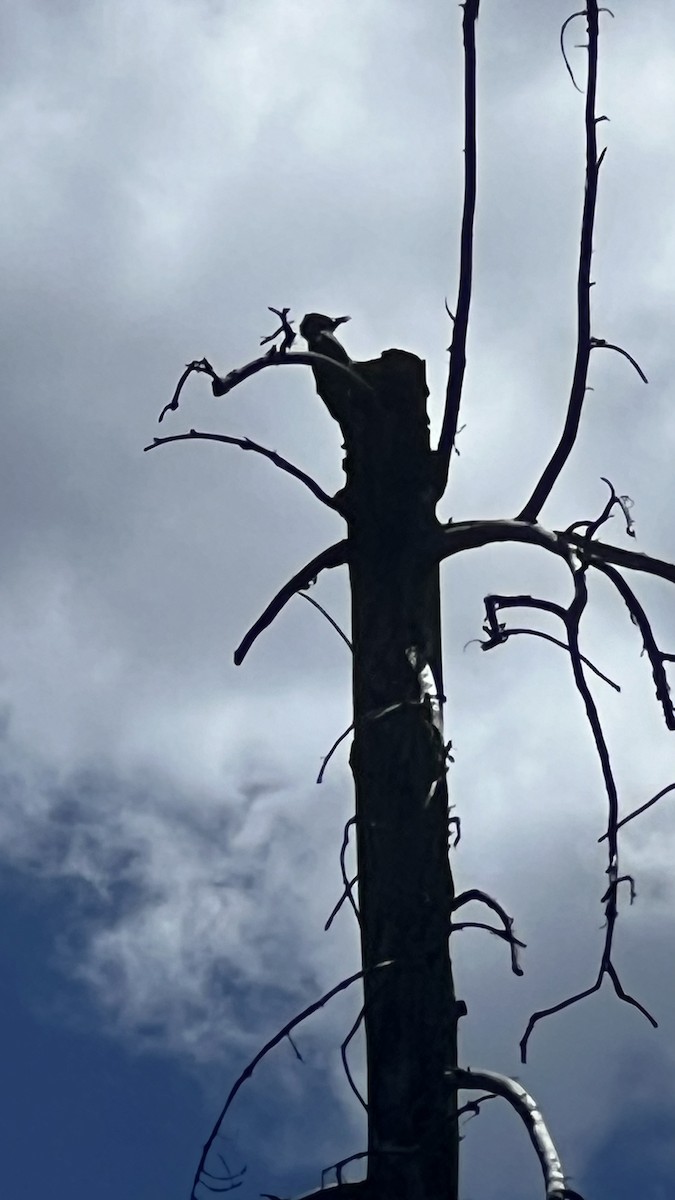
top-left (334, 315), bottom-right (351, 328)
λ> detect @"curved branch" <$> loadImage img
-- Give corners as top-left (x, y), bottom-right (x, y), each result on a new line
top-left (234, 540), bottom-right (349, 665)
top-left (298, 591), bottom-right (352, 650)
top-left (191, 963), bottom-right (393, 1200)
top-left (145, 429), bottom-right (342, 512)
top-left (159, 347), bottom-right (373, 424)
top-left (560, 11), bottom-right (585, 92)
top-left (448, 1067), bottom-right (587, 1199)
top-left (451, 888), bottom-right (524, 977)
top-left (517, 2), bottom-right (603, 523)
top-left (435, 519), bottom-right (675, 590)
top-left (317, 723), bottom-right (354, 784)
top-left (592, 561), bottom-right (674, 729)
top-left (437, 0), bottom-right (480, 481)
top-left (590, 337), bottom-right (648, 383)
top-left (209, 349), bottom-right (374, 399)
top-left (475, 625), bottom-right (620, 691)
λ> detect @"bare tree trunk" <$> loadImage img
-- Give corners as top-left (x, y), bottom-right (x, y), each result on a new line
top-left (334, 348), bottom-right (460, 1200)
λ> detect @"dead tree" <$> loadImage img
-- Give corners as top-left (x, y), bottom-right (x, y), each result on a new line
top-left (147, 5), bottom-right (673, 1199)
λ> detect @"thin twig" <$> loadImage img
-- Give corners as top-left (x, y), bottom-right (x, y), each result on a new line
top-left (298, 591), bottom-right (352, 650)
top-left (234, 540), bottom-right (349, 665)
top-left (473, 625), bottom-right (620, 691)
top-left (340, 1007), bottom-right (368, 1112)
top-left (317, 723), bottom-right (354, 784)
top-left (190, 963), bottom-right (393, 1200)
top-left (144, 429), bottom-right (341, 512)
top-left (560, 11), bottom-right (585, 92)
top-left (437, 0), bottom-right (480, 481)
top-left (598, 782), bottom-right (675, 840)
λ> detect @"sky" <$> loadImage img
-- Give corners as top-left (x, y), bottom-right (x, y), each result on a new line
top-left (1, 1), bottom-right (675, 1197)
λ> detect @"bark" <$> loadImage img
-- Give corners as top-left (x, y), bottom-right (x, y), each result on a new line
top-left (310, 345), bottom-right (460, 1200)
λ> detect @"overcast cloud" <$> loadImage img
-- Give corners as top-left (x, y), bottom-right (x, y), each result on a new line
top-left (1, 2), bottom-right (675, 1198)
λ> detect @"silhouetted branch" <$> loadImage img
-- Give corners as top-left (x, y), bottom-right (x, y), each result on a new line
top-left (260, 306), bottom-right (296, 352)
top-left (191, 963), bottom-right (393, 1200)
top-left (234, 540), bottom-right (349, 665)
top-left (448, 1068), bottom-right (587, 1199)
top-left (436, 518), bottom-right (675, 589)
top-left (592, 561), bottom-right (674, 729)
top-left (517, 2), bottom-right (606, 522)
top-left (341, 1007), bottom-right (368, 1112)
top-left (560, 11), bottom-right (585, 92)
top-left (437, 0), bottom-right (480, 480)
top-left (160, 345), bottom-right (374, 425)
top-left (451, 888), bottom-right (524, 976)
top-left (317, 723), bottom-right (354, 784)
top-left (519, 564), bottom-right (657, 1060)
top-left (298, 591), bottom-right (353, 650)
top-left (579, 477), bottom-right (635, 541)
top-left (598, 782), bottom-right (675, 840)
top-left (469, 625), bottom-right (620, 691)
top-left (590, 336), bottom-right (648, 383)
top-left (325, 816), bottom-right (360, 930)
top-left (144, 429), bottom-right (341, 512)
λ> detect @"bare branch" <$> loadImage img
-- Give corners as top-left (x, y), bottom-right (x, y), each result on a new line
top-left (437, 0), bottom-right (480, 480)
top-left (260, 306), bottom-right (296, 352)
top-left (593, 561), bottom-right (674, 729)
top-left (208, 348), bottom-right (374, 400)
top-left (317, 723), bottom-right (354, 784)
top-left (324, 873), bottom-right (358, 931)
top-left (341, 1007), bottom-right (368, 1112)
top-left (451, 888), bottom-right (524, 976)
top-left (599, 782), bottom-right (675, 840)
top-left (520, 564), bottom-right (657, 1060)
top-left (144, 428), bottom-right (342, 513)
top-left (190, 963), bottom-right (393, 1200)
top-left (436, 517), bottom-right (675, 590)
top-left (590, 337), bottom-right (649, 383)
top-left (448, 1067), bottom-right (587, 1199)
top-left (560, 11), bottom-right (585, 92)
top-left (234, 540), bottom-right (349, 665)
top-left (158, 357), bottom-right (218, 423)
top-left (298, 591), bottom-right (353, 650)
top-left (517, 2), bottom-right (604, 523)
top-left (475, 625), bottom-right (620, 691)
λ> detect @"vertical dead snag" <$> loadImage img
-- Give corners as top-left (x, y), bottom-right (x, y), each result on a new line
top-left (148, 4), bottom-right (675, 1200)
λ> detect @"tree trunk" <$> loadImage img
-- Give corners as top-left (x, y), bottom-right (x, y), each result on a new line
top-left (314, 345), bottom-right (461, 1200)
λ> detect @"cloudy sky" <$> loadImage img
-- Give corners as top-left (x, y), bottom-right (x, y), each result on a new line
top-left (2, 1), bottom-right (675, 1197)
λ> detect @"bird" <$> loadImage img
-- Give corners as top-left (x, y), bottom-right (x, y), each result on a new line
top-left (299, 313), bottom-right (351, 364)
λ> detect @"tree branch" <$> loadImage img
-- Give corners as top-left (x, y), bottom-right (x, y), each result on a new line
top-left (448, 1068), bottom-right (587, 1199)
top-left (298, 591), bottom-right (352, 650)
top-left (591, 561), bottom-right (674, 729)
top-left (437, 0), bottom-right (480, 481)
top-left (451, 887), bottom-right (524, 977)
top-left (517, 2), bottom-right (605, 523)
top-left (234, 540), bottom-right (349, 665)
top-left (145, 429), bottom-right (342, 512)
top-left (190, 963), bottom-right (393, 1200)
top-left (598, 781), bottom-right (675, 841)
